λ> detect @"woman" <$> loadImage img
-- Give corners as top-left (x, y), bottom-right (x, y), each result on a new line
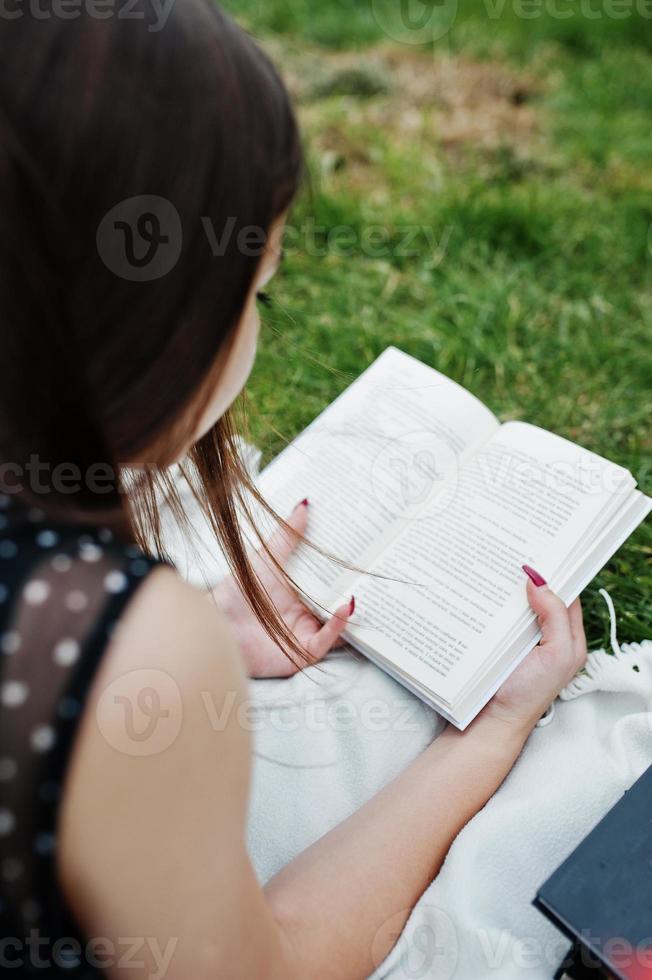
top-left (0, 4), bottom-right (587, 977)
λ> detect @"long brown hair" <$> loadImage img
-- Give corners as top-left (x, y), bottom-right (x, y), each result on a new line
top-left (0, 1), bottom-right (311, 666)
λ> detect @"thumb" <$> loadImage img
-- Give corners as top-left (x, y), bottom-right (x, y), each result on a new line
top-left (525, 575), bottom-right (571, 650)
top-left (306, 596), bottom-right (355, 661)
top-left (264, 498), bottom-right (309, 567)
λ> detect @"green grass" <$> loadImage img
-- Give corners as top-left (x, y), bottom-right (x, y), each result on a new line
top-left (222, 0), bottom-right (652, 647)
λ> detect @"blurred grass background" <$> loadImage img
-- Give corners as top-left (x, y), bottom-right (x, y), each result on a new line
top-left (222, 0), bottom-right (652, 646)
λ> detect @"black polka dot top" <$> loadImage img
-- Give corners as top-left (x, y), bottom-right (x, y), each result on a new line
top-left (0, 495), bottom-right (167, 976)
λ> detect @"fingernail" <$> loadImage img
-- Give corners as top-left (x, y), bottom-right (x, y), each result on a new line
top-left (348, 595), bottom-right (355, 616)
top-left (522, 564), bottom-right (547, 587)
top-left (299, 498), bottom-right (309, 508)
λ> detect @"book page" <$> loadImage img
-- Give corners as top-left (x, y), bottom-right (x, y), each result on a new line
top-left (346, 420), bottom-right (635, 702)
top-left (259, 347), bottom-right (499, 610)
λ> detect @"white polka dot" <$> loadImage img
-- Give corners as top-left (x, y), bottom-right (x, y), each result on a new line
top-left (0, 541), bottom-right (17, 559)
top-left (30, 725), bottom-right (56, 753)
top-left (0, 758), bottom-right (17, 781)
top-left (1, 631), bottom-right (20, 655)
top-left (79, 543), bottom-right (103, 563)
top-left (66, 590), bottom-right (88, 612)
top-left (1, 681), bottom-right (28, 708)
top-left (98, 528), bottom-right (114, 544)
top-left (21, 899), bottom-right (41, 923)
top-left (23, 580), bottom-right (51, 606)
top-left (104, 570), bottom-right (128, 594)
top-left (36, 530), bottom-right (59, 548)
top-left (51, 554), bottom-right (72, 573)
top-left (130, 559), bottom-right (149, 577)
top-left (53, 639), bottom-right (80, 667)
top-left (0, 808), bottom-right (14, 836)
top-left (0, 494), bottom-right (9, 508)
top-left (0, 584), bottom-right (9, 603)
top-left (2, 858), bottom-right (23, 882)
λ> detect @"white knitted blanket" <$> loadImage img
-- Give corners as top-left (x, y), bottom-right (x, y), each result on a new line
top-left (242, 637), bottom-right (652, 980)
top-left (160, 456), bottom-right (652, 980)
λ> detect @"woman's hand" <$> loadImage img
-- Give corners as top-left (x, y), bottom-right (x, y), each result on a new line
top-left (213, 500), bottom-right (354, 678)
top-left (483, 570), bottom-right (587, 737)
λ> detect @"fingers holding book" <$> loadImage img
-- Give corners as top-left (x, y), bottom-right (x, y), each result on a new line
top-left (261, 497), bottom-right (310, 570)
top-left (567, 599), bottom-right (588, 671)
top-left (303, 596), bottom-right (356, 662)
top-left (484, 571), bottom-right (588, 736)
top-left (525, 574), bottom-right (588, 680)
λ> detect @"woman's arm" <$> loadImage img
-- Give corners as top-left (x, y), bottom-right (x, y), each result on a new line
top-left (266, 714), bottom-right (527, 978)
top-left (59, 570), bottom-right (584, 980)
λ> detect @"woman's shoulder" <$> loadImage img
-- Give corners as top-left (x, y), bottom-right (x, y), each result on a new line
top-left (60, 564), bottom-right (250, 811)
top-left (87, 563), bottom-right (247, 705)
top-left (58, 565), bottom-right (251, 940)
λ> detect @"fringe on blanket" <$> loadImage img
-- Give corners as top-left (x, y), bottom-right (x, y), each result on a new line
top-left (561, 588), bottom-right (652, 700)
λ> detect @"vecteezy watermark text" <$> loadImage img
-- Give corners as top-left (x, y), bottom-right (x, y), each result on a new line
top-left (484, 0), bottom-right (652, 18)
top-left (0, 0), bottom-right (175, 32)
top-left (96, 195), bottom-right (453, 282)
top-left (0, 933), bottom-right (177, 978)
top-left (202, 215), bottom-right (453, 263)
top-left (0, 456), bottom-right (116, 497)
top-left (369, 0), bottom-right (652, 46)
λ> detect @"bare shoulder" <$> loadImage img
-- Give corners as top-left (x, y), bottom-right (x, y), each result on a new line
top-left (69, 566), bottom-right (250, 769)
top-left (58, 567), bottom-right (253, 962)
top-left (91, 565), bottom-right (247, 696)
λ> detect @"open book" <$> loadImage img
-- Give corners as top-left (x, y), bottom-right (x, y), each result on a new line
top-left (258, 348), bottom-right (651, 729)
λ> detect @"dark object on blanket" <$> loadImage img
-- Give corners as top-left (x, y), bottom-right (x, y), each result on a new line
top-left (534, 764), bottom-right (652, 980)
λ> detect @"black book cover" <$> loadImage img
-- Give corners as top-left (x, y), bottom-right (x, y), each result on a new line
top-left (534, 765), bottom-right (652, 980)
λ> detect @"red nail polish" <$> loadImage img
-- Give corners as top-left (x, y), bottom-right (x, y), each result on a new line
top-left (300, 498), bottom-right (309, 508)
top-left (522, 564), bottom-right (547, 587)
top-left (348, 596), bottom-right (355, 615)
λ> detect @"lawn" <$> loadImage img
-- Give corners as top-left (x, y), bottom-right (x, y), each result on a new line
top-left (221, 0), bottom-right (652, 646)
